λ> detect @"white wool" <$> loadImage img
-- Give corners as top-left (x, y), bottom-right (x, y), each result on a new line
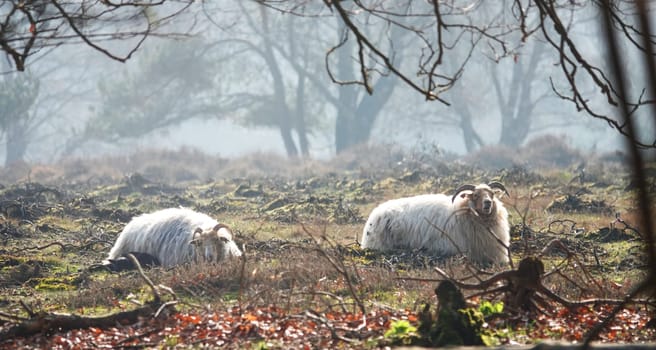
top-left (107, 208), bottom-right (242, 268)
top-left (361, 189), bottom-right (510, 265)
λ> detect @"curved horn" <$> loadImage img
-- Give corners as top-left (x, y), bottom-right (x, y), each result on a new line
top-left (452, 184), bottom-right (476, 202)
top-left (213, 223), bottom-right (232, 232)
top-left (213, 223), bottom-right (233, 239)
top-left (487, 181), bottom-right (509, 196)
top-left (190, 227), bottom-right (204, 245)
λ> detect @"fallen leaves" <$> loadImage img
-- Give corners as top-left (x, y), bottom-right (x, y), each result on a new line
top-left (0, 305), bottom-right (414, 349)
top-left (528, 304), bottom-right (655, 343)
top-left (1, 301), bottom-right (654, 349)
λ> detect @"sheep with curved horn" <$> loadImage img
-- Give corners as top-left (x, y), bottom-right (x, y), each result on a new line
top-left (361, 182), bottom-right (510, 265)
top-left (105, 208), bottom-right (242, 268)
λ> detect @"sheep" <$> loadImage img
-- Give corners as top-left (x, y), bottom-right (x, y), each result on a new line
top-left (361, 182), bottom-right (510, 265)
top-left (106, 208), bottom-right (242, 268)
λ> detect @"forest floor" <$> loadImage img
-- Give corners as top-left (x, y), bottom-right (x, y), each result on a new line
top-left (0, 142), bottom-right (654, 349)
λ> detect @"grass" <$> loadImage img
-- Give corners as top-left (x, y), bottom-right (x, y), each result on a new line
top-left (0, 146), bottom-right (652, 346)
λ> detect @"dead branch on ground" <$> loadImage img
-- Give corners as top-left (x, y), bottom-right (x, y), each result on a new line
top-left (434, 256), bottom-right (651, 317)
top-left (0, 254), bottom-right (177, 341)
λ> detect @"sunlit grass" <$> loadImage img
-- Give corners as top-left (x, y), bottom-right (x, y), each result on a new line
top-left (0, 148), bottom-right (651, 347)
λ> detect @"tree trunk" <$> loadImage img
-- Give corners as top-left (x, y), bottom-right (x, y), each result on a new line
top-left (260, 8), bottom-right (299, 157)
top-left (335, 101), bottom-right (356, 153)
top-left (334, 29), bottom-right (359, 153)
top-left (351, 76), bottom-right (397, 145)
top-left (459, 113), bottom-right (484, 152)
top-left (451, 91), bottom-right (484, 152)
top-left (278, 122), bottom-right (299, 158)
top-left (333, 17), bottom-right (401, 154)
top-left (498, 43), bottom-right (545, 147)
top-left (289, 19), bottom-right (310, 157)
top-left (4, 118), bottom-right (28, 166)
top-left (295, 73), bottom-right (310, 157)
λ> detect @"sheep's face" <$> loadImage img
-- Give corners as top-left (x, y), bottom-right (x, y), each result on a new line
top-left (472, 188), bottom-right (496, 215)
top-left (191, 224), bottom-right (242, 262)
top-left (452, 182), bottom-right (508, 217)
top-left (455, 188), bottom-right (495, 216)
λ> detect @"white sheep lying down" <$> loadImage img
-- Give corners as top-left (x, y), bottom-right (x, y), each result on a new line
top-left (361, 182), bottom-right (510, 265)
top-left (106, 208), bottom-right (242, 268)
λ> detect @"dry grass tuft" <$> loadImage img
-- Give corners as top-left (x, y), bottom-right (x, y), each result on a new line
top-left (465, 134), bottom-right (588, 170)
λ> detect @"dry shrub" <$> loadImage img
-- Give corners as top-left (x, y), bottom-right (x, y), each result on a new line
top-left (0, 149), bottom-right (353, 186)
top-left (327, 144), bottom-right (405, 174)
top-left (463, 145), bottom-right (518, 169)
top-left (0, 147), bottom-right (232, 186)
top-left (66, 235), bottom-right (450, 315)
top-left (520, 134), bottom-right (583, 168)
top-left (0, 134), bottom-right (588, 187)
top-left (329, 143), bottom-right (457, 181)
top-left (218, 152), bottom-right (324, 179)
top-left (0, 144), bottom-right (447, 187)
top-left (0, 161), bottom-right (63, 185)
top-left (85, 147), bottom-right (230, 184)
top-left (0, 148), bottom-right (213, 185)
top-left (68, 244), bottom-right (342, 312)
top-left (465, 134), bottom-right (584, 170)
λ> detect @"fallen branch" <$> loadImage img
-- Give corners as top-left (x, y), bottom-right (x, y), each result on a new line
top-left (0, 302), bottom-right (169, 342)
top-left (434, 257), bottom-right (652, 315)
top-left (303, 309), bottom-right (367, 343)
top-left (0, 254), bottom-right (177, 342)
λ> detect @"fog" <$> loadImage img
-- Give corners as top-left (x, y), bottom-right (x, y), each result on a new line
top-left (1, 1), bottom-right (653, 168)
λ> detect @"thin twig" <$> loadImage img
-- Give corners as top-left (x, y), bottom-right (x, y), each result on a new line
top-left (126, 253), bottom-right (160, 302)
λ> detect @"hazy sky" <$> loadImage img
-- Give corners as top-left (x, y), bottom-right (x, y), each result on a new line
top-left (1, 1), bottom-right (650, 165)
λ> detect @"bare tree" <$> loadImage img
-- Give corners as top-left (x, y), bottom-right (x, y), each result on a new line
top-left (262, 0), bottom-right (656, 150)
top-left (67, 38), bottom-right (231, 152)
top-left (330, 17), bottom-right (403, 153)
top-left (0, 71), bottom-right (38, 165)
top-left (200, 2), bottom-right (335, 158)
top-left (244, 5), bottom-right (302, 157)
top-left (0, 0), bottom-right (193, 72)
top-left (494, 40), bottom-right (548, 148)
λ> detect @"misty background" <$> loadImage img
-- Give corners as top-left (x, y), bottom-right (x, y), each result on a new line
top-left (1, 1), bottom-right (653, 169)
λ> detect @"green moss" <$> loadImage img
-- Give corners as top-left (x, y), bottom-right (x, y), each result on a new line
top-left (599, 240), bottom-right (647, 273)
top-left (1, 255), bottom-right (71, 286)
top-left (87, 184), bottom-right (125, 198)
top-left (36, 215), bottom-right (84, 233)
top-left (374, 177), bottom-right (400, 190)
top-left (221, 291), bottom-right (239, 302)
top-left (35, 276), bottom-right (78, 291)
top-left (0, 255), bottom-right (29, 267)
